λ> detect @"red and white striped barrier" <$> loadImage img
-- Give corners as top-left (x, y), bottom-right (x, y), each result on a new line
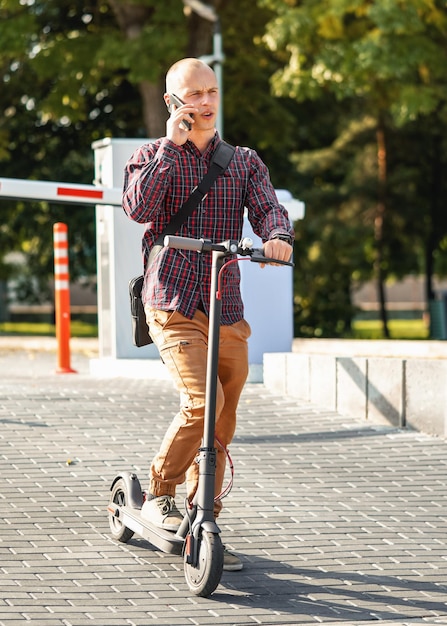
top-left (0, 178), bottom-right (305, 220)
top-left (53, 223), bottom-right (77, 374)
top-left (0, 177), bottom-right (122, 206)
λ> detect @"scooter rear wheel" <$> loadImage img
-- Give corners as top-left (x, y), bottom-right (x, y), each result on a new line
top-left (184, 531), bottom-right (223, 597)
top-left (109, 478), bottom-right (135, 543)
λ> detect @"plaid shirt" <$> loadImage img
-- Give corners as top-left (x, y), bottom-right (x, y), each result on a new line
top-left (122, 133), bottom-right (294, 324)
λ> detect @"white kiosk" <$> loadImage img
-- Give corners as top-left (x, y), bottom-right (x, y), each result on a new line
top-left (90, 138), bottom-right (304, 381)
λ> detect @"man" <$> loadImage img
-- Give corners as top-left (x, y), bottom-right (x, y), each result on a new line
top-left (122, 58), bottom-right (294, 571)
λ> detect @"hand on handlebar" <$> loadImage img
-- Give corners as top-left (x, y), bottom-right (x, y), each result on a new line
top-left (260, 239), bottom-right (293, 268)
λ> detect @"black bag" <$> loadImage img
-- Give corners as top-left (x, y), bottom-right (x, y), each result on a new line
top-left (129, 275), bottom-right (152, 347)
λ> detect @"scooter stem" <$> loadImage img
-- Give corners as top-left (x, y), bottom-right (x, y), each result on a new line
top-left (203, 249), bottom-right (225, 447)
top-left (194, 248), bottom-right (226, 522)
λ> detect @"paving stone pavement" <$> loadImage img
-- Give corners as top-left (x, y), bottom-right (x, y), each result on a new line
top-left (0, 345), bottom-right (447, 626)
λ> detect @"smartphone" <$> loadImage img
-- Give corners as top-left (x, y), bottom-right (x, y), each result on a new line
top-left (168, 93), bottom-right (192, 131)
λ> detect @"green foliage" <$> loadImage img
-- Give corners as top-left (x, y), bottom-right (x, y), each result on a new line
top-left (258, 0), bottom-right (447, 337)
top-left (260, 0), bottom-right (447, 123)
top-left (291, 105), bottom-right (447, 336)
top-left (97, 3), bottom-right (187, 84)
top-left (291, 112), bottom-right (374, 337)
top-left (0, 0), bottom-right (152, 304)
top-left (0, 0), bottom-right (186, 128)
top-left (221, 0), bottom-right (302, 185)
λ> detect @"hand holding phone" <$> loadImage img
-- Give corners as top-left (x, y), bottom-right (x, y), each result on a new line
top-left (168, 93), bottom-right (193, 132)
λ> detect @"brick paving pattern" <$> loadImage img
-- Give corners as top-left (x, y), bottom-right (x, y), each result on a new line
top-left (0, 348), bottom-right (447, 625)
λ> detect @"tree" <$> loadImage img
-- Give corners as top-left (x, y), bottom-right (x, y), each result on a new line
top-left (259, 0), bottom-right (447, 337)
top-left (0, 0), bottom-right (156, 306)
top-left (0, 0), bottom-right (225, 139)
top-left (0, 0), bottom-right (303, 308)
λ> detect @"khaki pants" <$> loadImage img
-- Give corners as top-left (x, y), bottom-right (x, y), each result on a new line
top-left (145, 307), bottom-right (251, 516)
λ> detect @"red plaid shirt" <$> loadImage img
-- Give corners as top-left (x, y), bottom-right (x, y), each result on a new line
top-left (122, 133), bottom-right (294, 324)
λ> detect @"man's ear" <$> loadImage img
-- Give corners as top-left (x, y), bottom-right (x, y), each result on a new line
top-left (164, 94), bottom-right (171, 113)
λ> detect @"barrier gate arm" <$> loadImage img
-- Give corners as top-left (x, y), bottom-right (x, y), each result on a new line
top-left (0, 177), bottom-right (122, 206)
top-left (0, 177), bottom-right (305, 220)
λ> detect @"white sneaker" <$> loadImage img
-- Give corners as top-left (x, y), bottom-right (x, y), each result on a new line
top-left (141, 495), bottom-right (183, 531)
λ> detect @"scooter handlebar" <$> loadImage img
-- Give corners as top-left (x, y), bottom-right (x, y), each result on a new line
top-left (163, 235), bottom-right (294, 266)
top-left (164, 235), bottom-right (204, 252)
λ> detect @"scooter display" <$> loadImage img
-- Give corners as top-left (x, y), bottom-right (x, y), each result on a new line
top-left (107, 235), bottom-right (293, 597)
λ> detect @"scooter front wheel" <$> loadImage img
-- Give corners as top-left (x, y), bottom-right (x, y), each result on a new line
top-left (184, 531), bottom-right (224, 597)
top-left (108, 478), bottom-right (135, 543)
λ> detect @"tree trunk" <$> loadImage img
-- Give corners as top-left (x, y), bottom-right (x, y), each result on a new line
top-left (425, 130), bottom-right (442, 304)
top-left (139, 79), bottom-right (168, 139)
top-left (106, 0), bottom-right (163, 136)
top-left (375, 118), bottom-right (389, 339)
top-left (186, 11), bottom-right (215, 57)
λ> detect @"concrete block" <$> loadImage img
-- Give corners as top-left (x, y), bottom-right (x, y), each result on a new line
top-left (367, 358), bottom-right (404, 427)
top-left (286, 353), bottom-right (310, 400)
top-left (336, 357), bottom-right (367, 419)
top-left (263, 353), bottom-right (288, 395)
top-left (309, 355), bottom-right (336, 410)
top-left (264, 348), bottom-right (447, 438)
top-left (405, 359), bottom-right (447, 437)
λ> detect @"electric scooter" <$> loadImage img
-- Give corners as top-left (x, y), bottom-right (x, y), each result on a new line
top-left (107, 235), bottom-right (293, 597)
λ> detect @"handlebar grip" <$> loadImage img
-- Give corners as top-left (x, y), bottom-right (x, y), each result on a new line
top-left (164, 235), bottom-right (204, 252)
top-left (250, 248), bottom-right (294, 267)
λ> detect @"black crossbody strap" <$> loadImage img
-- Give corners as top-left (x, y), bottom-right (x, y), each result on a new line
top-left (148, 140), bottom-right (235, 264)
top-left (190, 141), bottom-right (236, 203)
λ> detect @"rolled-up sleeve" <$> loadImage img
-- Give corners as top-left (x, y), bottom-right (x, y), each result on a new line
top-left (244, 149), bottom-right (294, 243)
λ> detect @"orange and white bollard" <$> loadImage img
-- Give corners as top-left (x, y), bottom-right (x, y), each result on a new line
top-left (53, 223), bottom-right (77, 373)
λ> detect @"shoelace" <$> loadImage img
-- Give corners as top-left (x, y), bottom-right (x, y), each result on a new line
top-left (156, 495), bottom-right (175, 515)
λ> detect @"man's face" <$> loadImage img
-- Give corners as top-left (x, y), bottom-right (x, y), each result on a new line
top-left (172, 66), bottom-right (219, 132)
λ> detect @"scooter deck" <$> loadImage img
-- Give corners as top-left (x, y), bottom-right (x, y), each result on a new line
top-left (108, 504), bottom-right (184, 555)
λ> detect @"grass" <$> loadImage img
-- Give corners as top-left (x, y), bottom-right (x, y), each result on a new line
top-left (0, 321), bottom-right (98, 338)
top-left (0, 319), bottom-right (431, 340)
top-left (351, 318), bottom-right (429, 340)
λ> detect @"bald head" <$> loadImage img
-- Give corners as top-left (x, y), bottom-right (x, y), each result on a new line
top-left (166, 58), bottom-right (217, 95)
